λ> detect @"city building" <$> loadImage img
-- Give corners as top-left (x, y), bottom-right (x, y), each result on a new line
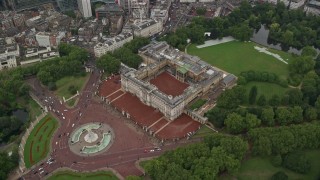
top-left (0, 11), bottom-right (25, 30)
top-left (150, 0), bottom-right (171, 24)
top-left (129, 0), bottom-right (149, 19)
top-left (0, 38), bottom-right (19, 70)
top-left (77, 0), bottom-right (92, 18)
top-left (21, 46), bottom-right (59, 65)
top-left (120, 41), bottom-right (235, 121)
top-left (95, 3), bottom-right (124, 35)
top-left (94, 32), bottom-right (133, 57)
top-left (95, 3), bottom-right (124, 20)
top-left (132, 19), bottom-right (163, 37)
top-left (36, 31), bottom-right (65, 47)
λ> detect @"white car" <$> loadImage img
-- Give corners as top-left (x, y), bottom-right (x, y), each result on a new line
top-left (40, 170), bottom-right (45, 175)
top-left (63, 116), bottom-right (65, 120)
top-left (39, 167), bottom-right (43, 171)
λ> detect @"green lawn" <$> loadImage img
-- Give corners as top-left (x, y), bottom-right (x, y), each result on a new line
top-left (27, 98), bottom-right (43, 120)
top-left (244, 82), bottom-right (288, 100)
top-left (55, 74), bottom-right (89, 100)
top-left (47, 170), bottom-right (118, 180)
top-left (24, 115), bottom-right (58, 168)
top-left (55, 74), bottom-right (89, 107)
top-left (190, 99), bottom-right (207, 110)
top-left (228, 150), bottom-right (320, 180)
top-left (193, 125), bottom-right (216, 138)
top-left (187, 41), bottom-right (292, 80)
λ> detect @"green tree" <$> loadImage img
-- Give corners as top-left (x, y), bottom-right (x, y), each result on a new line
top-left (257, 95), bottom-right (267, 106)
top-left (276, 108), bottom-right (293, 125)
top-left (261, 107), bottom-right (275, 126)
top-left (301, 46), bottom-right (317, 58)
top-left (271, 171), bottom-right (288, 180)
top-left (224, 113), bottom-right (245, 134)
top-left (269, 95), bottom-right (280, 106)
top-left (96, 54), bottom-right (121, 74)
top-left (304, 107), bottom-right (317, 121)
top-left (252, 136), bottom-right (272, 156)
top-left (283, 152), bottom-right (311, 174)
top-left (47, 82), bottom-right (57, 91)
top-left (289, 56), bottom-right (315, 75)
top-left (249, 86), bottom-right (258, 104)
top-left (290, 106), bottom-right (303, 123)
top-left (196, 8), bottom-right (206, 16)
top-left (244, 113), bottom-right (261, 130)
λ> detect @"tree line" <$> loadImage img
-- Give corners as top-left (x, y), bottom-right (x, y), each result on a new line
top-left (163, 1), bottom-right (320, 50)
top-left (239, 70), bottom-right (287, 87)
top-left (144, 134), bottom-right (248, 180)
top-left (0, 43), bottom-right (90, 178)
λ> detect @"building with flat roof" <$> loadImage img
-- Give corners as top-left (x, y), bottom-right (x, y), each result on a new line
top-left (94, 32), bottom-right (133, 57)
top-left (95, 3), bottom-right (124, 20)
top-left (36, 31), bottom-right (65, 47)
top-left (120, 41), bottom-right (234, 121)
top-left (132, 19), bottom-right (163, 37)
top-left (0, 38), bottom-right (19, 70)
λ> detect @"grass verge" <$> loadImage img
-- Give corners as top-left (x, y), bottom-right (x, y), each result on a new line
top-left (55, 74), bottom-right (89, 100)
top-left (47, 170), bottom-right (118, 180)
top-left (190, 99), bottom-right (207, 110)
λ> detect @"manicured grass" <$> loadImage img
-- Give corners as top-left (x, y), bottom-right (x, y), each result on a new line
top-left (55, 74), bottom-right (89, 100)
top-left (190, 99), bottom-right (207, 110)
top-left (187, 41), bottom-right (292, 80)
top-left (47, 170), bottom-right (118, 180)
top-left (66, 98), bottom-right (77, 107)
top-left (193, 125), bottom-right (216, 138)
top-left (24, 115), bottom-right (58, 168)
top-left (231, 150), bottom-right (320, 180)
top-left (244, 82), bottom-right (288, 100)
top-left (27, 98), bottom-right (43, 119)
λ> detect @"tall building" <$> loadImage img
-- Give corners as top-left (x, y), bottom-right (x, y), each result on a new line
top-left (77, 0), bottom-right (92, 18)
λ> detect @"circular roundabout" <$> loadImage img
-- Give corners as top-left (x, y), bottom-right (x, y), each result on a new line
top-left (69, 122), bottom-right (114, 156)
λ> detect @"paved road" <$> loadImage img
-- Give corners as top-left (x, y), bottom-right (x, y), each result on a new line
top-left (21, 69), bottom-right (202, 180)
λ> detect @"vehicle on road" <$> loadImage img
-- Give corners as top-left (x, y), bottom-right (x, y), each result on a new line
top-left (40, 170), bottom-right (45, 175)
top-left (154, 147), bottom-right (161, 151)
top-left (39, 167), bottom-right (43, 171)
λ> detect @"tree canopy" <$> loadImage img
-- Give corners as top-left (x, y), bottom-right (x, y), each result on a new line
top-left (144, 134), bottom-right (248, 180)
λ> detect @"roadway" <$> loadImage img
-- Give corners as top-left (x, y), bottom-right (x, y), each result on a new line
top-left (21, 68), bottom-right (203, 179)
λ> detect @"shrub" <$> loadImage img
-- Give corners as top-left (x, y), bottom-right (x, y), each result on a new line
top-left (271, 154), bottom-right (282, 167)
top-left (68, 85), bottom-right (77, 95)
top-left (271, 171), bottom-right (288, 180)
top-left (282, 151), bottom-right (311, 174)
top-left (48, 82), bottom-right (57, 91)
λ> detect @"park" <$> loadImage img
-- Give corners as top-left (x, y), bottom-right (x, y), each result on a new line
top-left (23, 115), bottom-right (58, 168)
top-left (187, 40), bottom-right (295, 99)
